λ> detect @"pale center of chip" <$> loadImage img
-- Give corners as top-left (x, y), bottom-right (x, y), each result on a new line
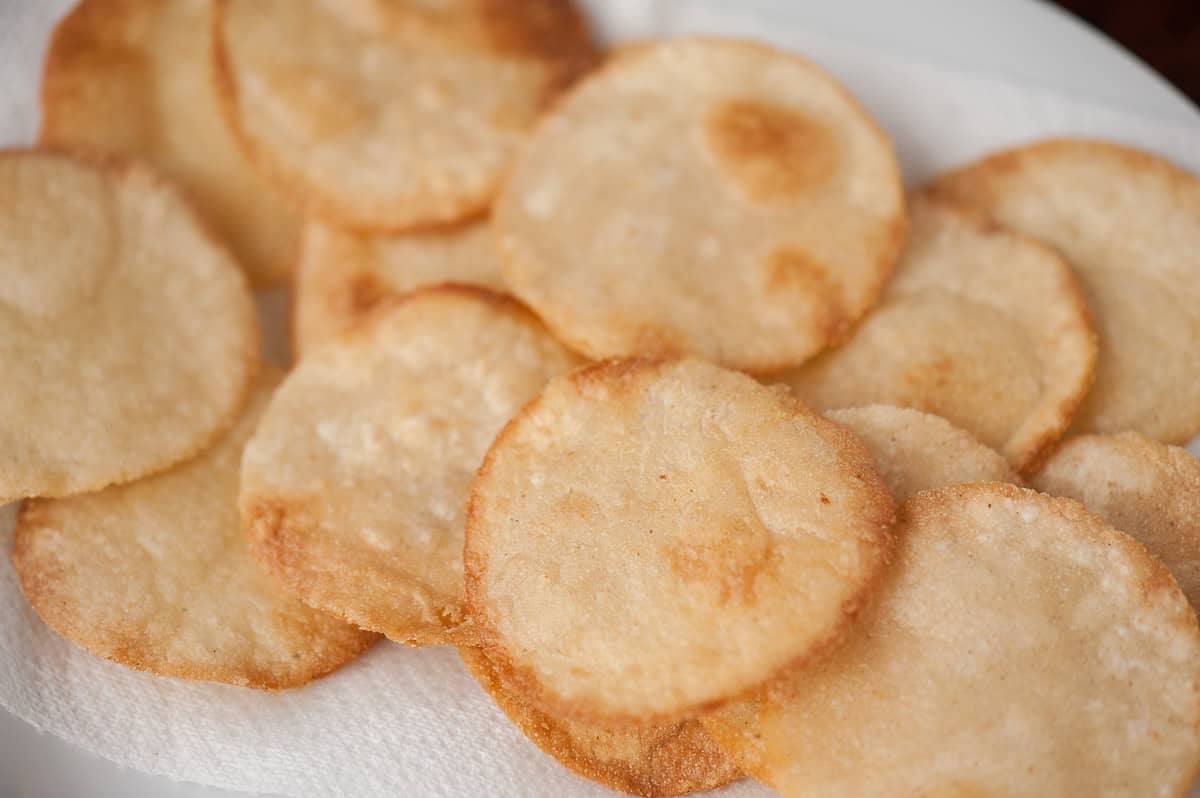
top-left (0, 157), bottom-right (116, 318)
top-left (703, 98), bottom-right (838, 204)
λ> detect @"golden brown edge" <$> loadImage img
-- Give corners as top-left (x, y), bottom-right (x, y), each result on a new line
top-left (463, 356), bottom-right (897, 727)
top-left (458, 646), bottom-right (743, 797)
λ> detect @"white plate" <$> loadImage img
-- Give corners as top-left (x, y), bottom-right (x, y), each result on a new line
top-left (1, 1), bottom-right (1198, 797)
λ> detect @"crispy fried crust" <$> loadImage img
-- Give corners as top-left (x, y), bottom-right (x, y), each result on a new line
top-left (40, 0), bottom-right (301, 287)
top-left (702, 483), bottom-right (1200, 797)
top-left (465, 358), bottom-right (895, 726)
top-left (781, 192), bottom-right (1097, 472)
top-left (494, 37), bottom-right (906, 373)
top-left (459, 647), bottom-right (742, 796)
top-left (241, 285), bottom-right (581, 645)
top-left (1032, 432), bottom-right (1200, 611)
top-left (0, 148), bottom-right (258, 502)
top-left (928, 138), bottom-right (1200, 443)
top-left (826, 405), bottom-right (1019, 501)
top-left (212, 0), bottom-right (599, 232)
top-left (12, 370), bottom-right (377, 690)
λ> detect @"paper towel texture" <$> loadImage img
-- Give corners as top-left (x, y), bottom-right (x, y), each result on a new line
top-left (1, 1), bottom-right (1198, 796)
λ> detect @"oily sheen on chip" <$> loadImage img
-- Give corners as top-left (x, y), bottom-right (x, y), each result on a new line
top-left (12, 371), bottom-right (376, 689)
top-left (459, 647), bottom-right (741, 797)
top-left (826, 405), bottom-right (1018, 501)
top-left (781, 193), bottom-right (1096, 471)
top-left (292, 218), bottom-right (504, 357)
top-left (213, 0), bottom-right (598, 231)
top-left (931, 138), bottom-right (1200, 442)
top-left (465, 358), bottom-right (894, 726)
top-left (240, 286), bottom-right (580, 645)
top-left (495, 38), bottom-right (906, 372)
top-left (40, 0), bottom-right (300, 286)
top-left (0, 150), bottom-right (257, 503)
top-left (1032, 432), bottom-right (1200, 611)
top-left (702, 483), bottom-right (1200, 798)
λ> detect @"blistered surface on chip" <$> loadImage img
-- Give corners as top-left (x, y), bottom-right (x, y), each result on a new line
top-left (782, 193), bottom-right (1096, 471)
top-left (292, 218), bottom-right (505, 357)
top-left (466, 358), bottom-right (894, 725)
top-left (12, 370), bottom-right (376, 689)
top-left (0, 151), bottom-right (257, 502)
top-left (931, 138), bottom-right (1200, 442)
top-left (703, 483), bottom-right (1200, 798)
top-left (496, 38), bottom-right (905, 372)
top-left (214, 0), bottom-right (597, 231)
top-left (41, 0), bottom-right (301, 286)
top-left (241, 286), bottom-right (580, 645)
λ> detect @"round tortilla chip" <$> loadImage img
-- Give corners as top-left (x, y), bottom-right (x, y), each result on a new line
top-left (827, 405), bottom-right (1019, 502)
top-left (40, 0), bottom-right (301, 286)
top-left (0, 150), bottom-right (257, 503)
top-left (465, 358), bottom-right (895, 726)
top-left (929, 138), bottom-right (1200, 442)
top-left (780, 193), bottom-right (1096, 471)
top-left (213, 0), bottom-right (598, 232)
top-left (240, 286), bottom-right (580, 645)
top-left (292, 218), bottom-right (505, 358)
top-left (458, 647), bottom-right (742, 797)
top-left (1032, 432), bottom-right (1200, 611)
top-left (495, 38), bottom-right (905, 372)
top-left (11, 370), bottom-right (376, 689)
top-left (702, 483), bottom-right (1200, 798)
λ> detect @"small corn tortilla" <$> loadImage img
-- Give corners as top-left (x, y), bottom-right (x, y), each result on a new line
top-left (465, 358), bottom-right (894, 726)
top-left (781, 193), bottom-right (1096, 471)
top-left (1032, 432), bottom-right (1200, 611)
top-left (495, 38), bottom-right (905, 372)
top-left (459, 647), bottom-right (742, 797)
top-left (213, 0), bottom-right (598, 232)
top-left (292, 218), bottom-right (504, 357)
top-left (930, 138), bottom-right (1200, 442)
top-left (40, 0), bottom-right (301, 286)
top-left (12, 370), bottom-right (376, 689)
top-left (0, 150), bottom-right (257, 503)
top-left (703, 483), bottom-right (1200, 798)
top-left (241, 286), bottom-right (580, 645)
top-left (827, 405), bottom-right (1018, 502)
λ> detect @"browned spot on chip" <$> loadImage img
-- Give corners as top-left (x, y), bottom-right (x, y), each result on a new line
top-left (705, 99), bottom-right (838, 203)
top-left (342, 271), bottom-right (390, 319)
top-left (477, 0), bottom-right (599, 92)
top-left (665, 517), bottom-right (773, 606)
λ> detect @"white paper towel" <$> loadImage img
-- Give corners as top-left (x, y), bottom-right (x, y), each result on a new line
top-left (1, 1), bottom-right (1199, 796)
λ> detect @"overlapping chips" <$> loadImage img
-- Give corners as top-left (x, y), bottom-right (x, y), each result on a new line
top-left (292, 218), bottom-right (504, 357)
top-left (782, 192), bottom-right (1097, 471)
top-left (465, 358), bottom-right (894, 725)
top-left (241, 287), bottom-right (580, 645)
top-left (12, 371), bottom-right (376, 688)
top-left (6, 3), bottom-right (1200, 795)
top-left (702, 484), bottom-right (1200, 798)
top-left (41, 0), bottom-right (301, 286)
top-left (496, 38), bottom-right (906, 372)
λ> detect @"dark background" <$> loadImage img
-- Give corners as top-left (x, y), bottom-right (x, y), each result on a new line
top-left (1051, 0), bottom-right (1200, 104)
